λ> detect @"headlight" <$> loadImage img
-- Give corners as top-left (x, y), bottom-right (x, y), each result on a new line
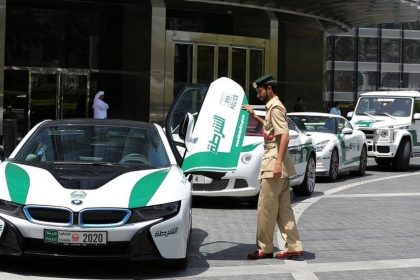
top-left (128, 201), bottom-right (181, 223)
top-left (374, 129), bottom-right (394, 143)
top-left (314, 140), bottom-right (330, 152)
top-left (0, 199), bottom-right (26, 218)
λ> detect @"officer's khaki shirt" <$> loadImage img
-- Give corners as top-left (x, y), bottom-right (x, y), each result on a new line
top-left (259, 96), bottom-right (296, 179)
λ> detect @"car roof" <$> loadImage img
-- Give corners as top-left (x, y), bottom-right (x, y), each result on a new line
top-left (38, 118), bottom-right (156, 129)
top-left (359, 91), bottom-right (420, 98)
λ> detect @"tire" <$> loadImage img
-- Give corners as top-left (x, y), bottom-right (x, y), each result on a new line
top-left (293, 155), bottom-right (316, 196)
top-left (393, 139), bottom-right (411, 171)
top-left (355, 145), bottom-right (367, 176)
top-left (170, 257), bottom-right (188, 270)
top-left (328, 148), bottom-right (339, 182)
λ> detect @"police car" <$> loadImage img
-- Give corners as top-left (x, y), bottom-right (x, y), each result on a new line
top-left (348, 91), bottom-right (420, 170)
top-left (288, 112), bottom-right (367, 181)
top-left (0, 77), bottom-right (248, 268)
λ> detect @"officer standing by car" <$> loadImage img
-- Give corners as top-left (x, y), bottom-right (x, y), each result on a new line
top-left (243, 74), bottom-right (303, 260)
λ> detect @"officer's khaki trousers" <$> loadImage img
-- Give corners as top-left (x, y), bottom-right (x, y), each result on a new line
top-left (257, 177), bottom-right (303, 253)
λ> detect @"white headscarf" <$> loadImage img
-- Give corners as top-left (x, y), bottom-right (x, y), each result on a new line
top-left (92, 91), bottom-right (109, 119)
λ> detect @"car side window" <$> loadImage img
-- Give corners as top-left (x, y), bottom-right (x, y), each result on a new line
top-left (414, 99), bottom-right (420, 114)
top-left (288, 119), bottom-right (297, 131)
top-left (345, 119), bottom-right (353, 129)
top-left (337, 118), bottom-right (346, 134)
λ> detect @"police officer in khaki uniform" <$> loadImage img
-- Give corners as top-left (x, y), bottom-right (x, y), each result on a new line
top-left (243, 75), bottom-right (303, 260)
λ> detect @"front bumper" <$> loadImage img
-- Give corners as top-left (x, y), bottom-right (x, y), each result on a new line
top-left (0, 201), bottom-right (190, 260)
top-left (315, 153), bottom-right (331, 176)
top-left (192, 176), bottom-right (260, 197)
top-left (365, 139), bottom-right (398, 158)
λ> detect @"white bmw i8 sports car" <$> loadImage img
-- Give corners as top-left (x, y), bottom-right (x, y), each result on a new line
top-left (0, 77), bottom-right (248, 268)
top-left (288, 112), bottom-right (367, 182)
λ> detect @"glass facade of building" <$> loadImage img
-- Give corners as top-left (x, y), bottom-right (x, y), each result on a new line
top-left (325, 23), bottom-right (420, 116)
top-left (4, 0), bottom-right (420, 149)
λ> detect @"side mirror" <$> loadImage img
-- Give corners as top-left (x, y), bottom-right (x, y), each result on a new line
top-left (0, 146), bottom-right (5, 162)
top-left (342, 127), bottom-right (353, 135)
top-left (289, 130), bottom-right (299, 140)
top-left (414, 113), bottom-right (420, 121)
top-left (347, 111), bottom-right (354, 119)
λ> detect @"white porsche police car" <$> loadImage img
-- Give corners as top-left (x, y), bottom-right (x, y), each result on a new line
top-left (0, 77), bottom-right (248, 268)
top-left (288, 112), bottom-right (367, 181)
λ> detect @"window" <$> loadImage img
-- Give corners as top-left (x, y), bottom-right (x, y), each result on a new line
top-left (381, 39), bottom-right (400, 63)
top-left (357, 71), bottom-right (377, 92)
top-left (337, 118), bottom-right (346, 134)
top-left (334, 71), bottom-right (355, 92)
top-left (402, 73), bottom-right (420, 89)
top-left (404, 40), bottom-right (420, 63)
top-left (355, 97), bottom-right (412, 117)
top-left (358, 37), bottom-right (378, 62)
top-left (381, 72), bottom-right (401, 88)
top-left (334, 37), bottom-right (355, 61)
top-left (414, 100), bottom-right (420, 114)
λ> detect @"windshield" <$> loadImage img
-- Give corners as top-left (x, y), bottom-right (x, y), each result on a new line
top-left (288, 115), bottom-right (336, 134)
top-left (14, 124), bottom-right (170, 168)
top-left (355, 97), bottom-right (413, 117)
top-left (246, 116), bottom-right (301, 136)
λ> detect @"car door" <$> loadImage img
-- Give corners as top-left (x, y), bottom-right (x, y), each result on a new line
top-left (287, 119), bottom-right (305, 178)
top-left (337, 117), bottom-right (359, 167)
top-left (412, 98), bottom-right (420, 156)
top-left (165, 77), bottom-right (249, 178)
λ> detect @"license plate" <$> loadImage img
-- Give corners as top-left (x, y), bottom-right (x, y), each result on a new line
top-left (192, 175), bottom-right (213, 184)
top-left (44, 229), bottom-right (107, 245)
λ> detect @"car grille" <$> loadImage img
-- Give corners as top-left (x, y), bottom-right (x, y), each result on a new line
top-left (193, 179), bottom-right (229, 191)
top-left (79, 209), bottom-right (131, 227)
top-left (233, 179), bottom-right (248, 189)
top-left (24, 206), bottom-right (73, 226)
top-left (360, 129), bottom-right (374, 139)
top-left (23, 206), bottom-right (131, 227)
top-left (192, 179), bottom-right (249, 191)
top-left (376, 146), bottom-right (390, 153)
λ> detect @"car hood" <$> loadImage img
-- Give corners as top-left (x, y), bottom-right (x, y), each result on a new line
top-left (0, 161), bottom-right (188, 210)
top-left (351, 116), bottom-right (411, 129)
top-left (307, 132), bottom-right (336, 145)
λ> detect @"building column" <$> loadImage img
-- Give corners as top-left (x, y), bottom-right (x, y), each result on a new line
top-left (149, 0), bottom-right (166, 123)
top-left (268, 12), bottom-right (278, 76)
top-left (0, 0), bottom-right (6, 139)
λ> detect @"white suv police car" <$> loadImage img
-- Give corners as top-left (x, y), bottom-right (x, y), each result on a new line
top-left (348, 91), bottom-right (420, 170)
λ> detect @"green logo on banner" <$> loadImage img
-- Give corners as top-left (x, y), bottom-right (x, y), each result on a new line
top-left (207, 115), bottom-right (226, 153)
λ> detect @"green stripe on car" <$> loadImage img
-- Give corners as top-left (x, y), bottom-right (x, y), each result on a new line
top-left (5, 162), bottom-right (30, 204)
top-left (289, 143), bottom-right (314, 164)
top-left (129, 168), bottom-right (170, 208)
top-left (241, 143), bottom-right (261, 153)
top-left (408, 129), bottom-right (420, 146)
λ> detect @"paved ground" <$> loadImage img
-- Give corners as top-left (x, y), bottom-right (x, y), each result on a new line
top-left (1, 158), bottom-right (420, 280)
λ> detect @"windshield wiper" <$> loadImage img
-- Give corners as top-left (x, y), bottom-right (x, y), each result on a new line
top-left (54, 161), bottom-right (124, 167)
top-left (360, 112), bottom-right (376, 119)
top-left (379, 113), bottom-right (396, 120)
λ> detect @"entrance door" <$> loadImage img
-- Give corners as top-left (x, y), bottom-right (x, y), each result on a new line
top-left (165, 31), bottom-right (269, 105)
top-left (29, 70), bottom-right (89, 128)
